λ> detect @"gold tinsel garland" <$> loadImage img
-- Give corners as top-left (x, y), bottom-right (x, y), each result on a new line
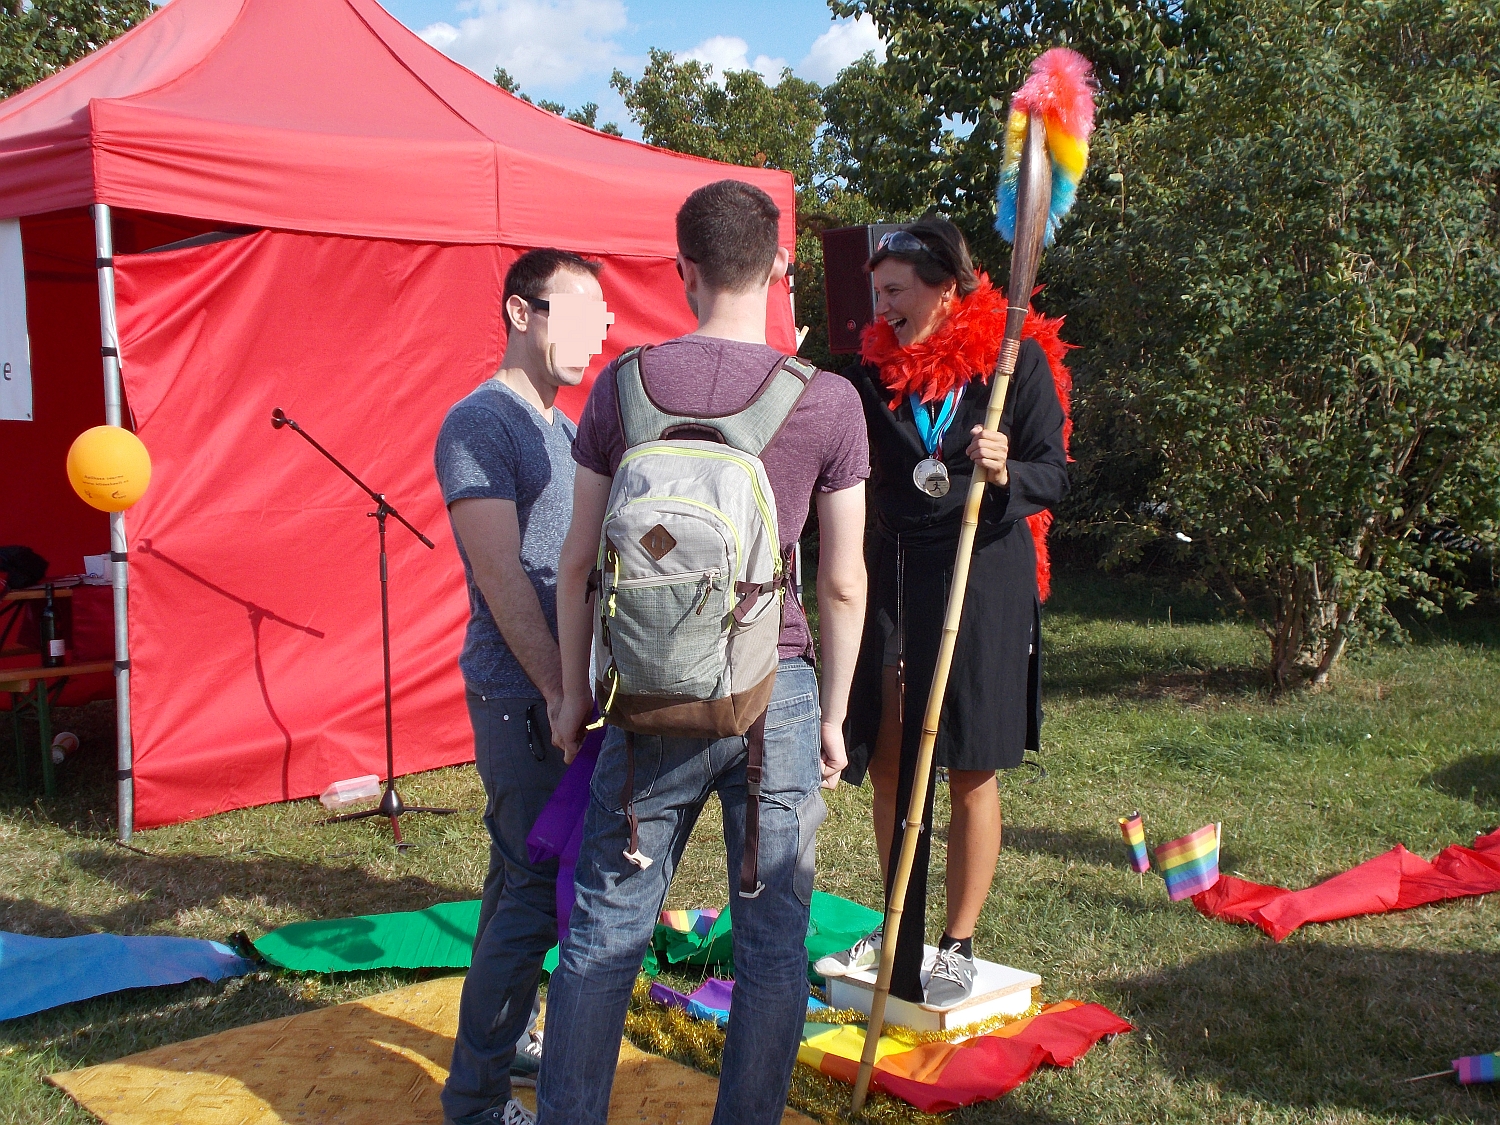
top-left (623, 977), bottom-right (1047, 1123)
top-left (623, 979), bottom-right (940, 1125)
top-left (805, 986), bottom-right (1045, 1044)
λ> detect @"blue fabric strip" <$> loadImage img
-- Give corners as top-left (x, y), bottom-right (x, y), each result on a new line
top-left (0, 931), bottom-right (252, 1021)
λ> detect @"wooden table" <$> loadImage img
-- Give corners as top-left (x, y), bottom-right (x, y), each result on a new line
top-left (2, 660), bottom-right (113, 796)
top-left (1, 584), bottom-right (76, 656)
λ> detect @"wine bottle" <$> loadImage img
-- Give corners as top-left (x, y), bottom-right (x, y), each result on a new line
top-left (40, 584), bottom-right (63, 668)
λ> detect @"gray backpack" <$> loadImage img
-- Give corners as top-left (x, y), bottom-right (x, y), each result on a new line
top-left (593, 345), bottom-right (815, 735)
top-left (592, 345), bottom-right (815, 892)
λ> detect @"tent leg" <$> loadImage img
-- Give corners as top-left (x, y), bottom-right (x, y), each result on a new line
top-left (92, 203), bottom-right (134, 844)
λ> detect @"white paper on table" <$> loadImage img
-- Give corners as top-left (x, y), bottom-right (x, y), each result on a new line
top-left (0, 219), bottom-right (31, 422)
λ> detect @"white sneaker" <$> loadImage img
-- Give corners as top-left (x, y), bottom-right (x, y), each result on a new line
top-left (812, 927), bottom-right (881, 978)
top-left (510, 1033), bottom-right (542, 1088)
top-left (447, 1098), bottom-right (535, 1125)
top-left (919, 944), bottom-right (977, 1011)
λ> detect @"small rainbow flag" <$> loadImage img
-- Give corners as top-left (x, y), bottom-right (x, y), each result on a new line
top-left (1155, 823), bottom-right (1220, 901)
top-left (1119, 813), bottom-right (1150, 873)
top-left (659, 908), bottom-right (719, 937)
top-left (1456, 1053), bottom-right (1499, 1085)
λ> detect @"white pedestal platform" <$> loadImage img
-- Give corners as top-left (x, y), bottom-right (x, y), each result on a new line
top-left (825, 946), bottom-right (1041, 1034)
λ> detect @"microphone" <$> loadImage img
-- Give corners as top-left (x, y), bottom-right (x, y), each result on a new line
top-left (271, 408), bottom-right (289, 429)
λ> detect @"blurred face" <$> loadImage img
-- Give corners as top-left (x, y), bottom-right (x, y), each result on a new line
top-left (508, 267), bottom-right (611, 388)
top-left (872, 259), bottom-right (956, 347)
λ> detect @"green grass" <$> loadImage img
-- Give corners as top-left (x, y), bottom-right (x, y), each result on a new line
top-left (2, 570), bottom-right (1497, 1124)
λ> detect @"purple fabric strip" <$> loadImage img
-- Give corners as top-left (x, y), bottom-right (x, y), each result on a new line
top-left (526, 725), bottom-right (604, 943)
top-left (648, 980), bottom-right (689, 1010)
top-left (689, 977), bottom-right (736, 1011)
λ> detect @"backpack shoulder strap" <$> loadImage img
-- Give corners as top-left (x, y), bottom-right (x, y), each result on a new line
top-left (616, 347), bottom-right (818, 456)
top-left (614, 346), bottom-right (667, 450)
top-left (716, 356), bottom-right (817, 457)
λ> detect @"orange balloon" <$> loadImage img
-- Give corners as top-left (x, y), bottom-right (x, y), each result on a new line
top-left (66, 426), bottom-right (152, 512)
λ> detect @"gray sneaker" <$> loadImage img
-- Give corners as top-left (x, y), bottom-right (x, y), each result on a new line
top-left (920, 944), bottom-right (977, 1010)
top-left (812, 926), bottom-right (882, 978)
top-left (510, 1033), bottom-right (542, 1088)
top-left (446, 1099), bottom-right (535, 1125)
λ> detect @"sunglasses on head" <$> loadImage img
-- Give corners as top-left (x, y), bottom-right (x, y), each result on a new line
top-left (876, 230), bottom-right (933, 256)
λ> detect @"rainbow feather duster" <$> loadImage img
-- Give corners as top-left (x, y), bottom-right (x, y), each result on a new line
top-left (996, 48), bottom-right (1097, 246)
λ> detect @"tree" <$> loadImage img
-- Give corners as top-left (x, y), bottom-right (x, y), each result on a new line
top-left (493, 67), bottom-right (620, 133)
top-left (611, 49), bottom-right (829, 187)
top-left (1, 0), bottom-right (152, 98)
top-left (1056, 0), bottom-right (1500, 684)
top-left (612, 48), bottom-right (880, 369)
top-left (819, 50), bottom-right (946, 225)
top-left (493, 66), bottom-right (526, 97)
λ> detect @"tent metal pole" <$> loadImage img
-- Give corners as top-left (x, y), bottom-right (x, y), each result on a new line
top-left (91, 203), bottom-right (134, 844)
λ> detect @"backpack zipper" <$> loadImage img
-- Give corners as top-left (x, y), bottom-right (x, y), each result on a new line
top-left (617, 447), bottom-right (780, 577)
top-left (612, 567), bottom-right (722, 592)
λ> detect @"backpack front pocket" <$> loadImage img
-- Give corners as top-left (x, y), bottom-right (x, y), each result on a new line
top-left (607, 568), bottom-right (728, 697)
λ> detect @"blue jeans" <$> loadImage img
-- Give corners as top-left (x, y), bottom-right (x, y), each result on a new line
top-left (442, 692), bottom-right (566, 1120)
top-left (536, 659), bottom-right (826, 1125)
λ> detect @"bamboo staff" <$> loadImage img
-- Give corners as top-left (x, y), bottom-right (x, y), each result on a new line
top-left (849, 111), bottom-right (1056, 1115)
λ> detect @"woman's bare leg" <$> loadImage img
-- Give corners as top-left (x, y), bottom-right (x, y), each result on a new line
top-left (944, 769), bottom-right (1001, 940)
top-left (871, 674), bottom-right (1003, 941)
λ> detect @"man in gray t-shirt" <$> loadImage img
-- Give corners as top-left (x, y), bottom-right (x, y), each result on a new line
top-left (434, 248), bottom-right (609, 1125)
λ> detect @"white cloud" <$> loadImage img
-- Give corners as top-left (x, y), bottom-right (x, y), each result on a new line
top-left (418, 0), bottom-right (628, 91)
top-left (679, 36), bottom-right (787, 85)
top-left (796, 15), bottom-right (886, 85)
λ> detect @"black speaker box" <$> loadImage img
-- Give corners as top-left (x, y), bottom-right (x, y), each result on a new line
top-left (820, 223), bottom-right (910, 354)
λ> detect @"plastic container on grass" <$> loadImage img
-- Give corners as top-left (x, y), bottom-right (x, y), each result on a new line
top-left (319, 774), bottom-right (382, 810)
top-left (50, 731), bottom-right (79, 765)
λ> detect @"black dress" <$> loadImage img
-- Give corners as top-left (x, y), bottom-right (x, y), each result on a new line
top-left (842, 336), bottom-right (1069, 782)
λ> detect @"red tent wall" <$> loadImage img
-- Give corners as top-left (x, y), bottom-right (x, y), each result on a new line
top-left (114, 229), bottom-right (792, 827)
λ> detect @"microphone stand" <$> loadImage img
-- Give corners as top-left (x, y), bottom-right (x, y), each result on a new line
top-left (271, 408), bottom-right (455, 849)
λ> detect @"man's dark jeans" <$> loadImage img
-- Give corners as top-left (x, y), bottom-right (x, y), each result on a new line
top-left (441, 691), bottom-right (565, 1120)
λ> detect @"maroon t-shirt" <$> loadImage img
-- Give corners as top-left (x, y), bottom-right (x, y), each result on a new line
top-left (573, 335), bottom-right (869, 658)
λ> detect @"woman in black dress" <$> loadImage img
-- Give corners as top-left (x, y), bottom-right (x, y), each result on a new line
top-left (815, 216), bottom-right (1069, 1008)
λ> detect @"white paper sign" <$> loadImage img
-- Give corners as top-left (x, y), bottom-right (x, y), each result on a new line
top-left (0, 219), bottom-right (32, 422)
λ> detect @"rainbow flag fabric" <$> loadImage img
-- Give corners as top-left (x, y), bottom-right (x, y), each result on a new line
top-left (800, 1000), bottom-right (1131, 1111)
top-left (1119, 813), bottom-right (1150, 873)
top-left (1156, 824), bottom-right (1221, 901)
top-left (650, 978), bottom-right (1132, 1112)
top-left (1456, 1052), bottom-right (1498, 1085)
top-left (658, 908), bottom-right (718, 937)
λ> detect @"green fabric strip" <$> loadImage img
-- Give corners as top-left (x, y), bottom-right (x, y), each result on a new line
top-left (252, 891), bottom-right (879, 976)
top-left (253, 900), bottom-right (482, 972)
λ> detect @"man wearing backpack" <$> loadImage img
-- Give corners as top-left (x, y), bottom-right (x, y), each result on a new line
top-left (435, 249), bottom-right (609, 1125)
top-left (539, 180), bottom-right (869, 1125)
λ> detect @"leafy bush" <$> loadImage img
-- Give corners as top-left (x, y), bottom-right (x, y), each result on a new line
top-left (1054, 0), bottom-right (1500, 683)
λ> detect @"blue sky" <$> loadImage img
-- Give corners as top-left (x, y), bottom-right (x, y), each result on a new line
top-left (378, 0), bottom-right (885, 138)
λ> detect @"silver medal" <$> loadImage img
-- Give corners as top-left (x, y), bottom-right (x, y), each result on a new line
top-left (913, 457), bottom-right (950, 497)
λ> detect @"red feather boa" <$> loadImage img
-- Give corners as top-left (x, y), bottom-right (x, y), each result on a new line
top-left (859, 274), bottom-right (1074, 600)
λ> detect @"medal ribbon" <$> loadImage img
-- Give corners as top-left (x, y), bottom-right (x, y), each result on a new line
top-left (909, 386), bottom-right (964, 458)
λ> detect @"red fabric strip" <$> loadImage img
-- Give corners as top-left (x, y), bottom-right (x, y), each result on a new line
top-left (1194, 829), bottom-right (1500, 941)
top-left (824, 1002), bottom-right (1133, 1113)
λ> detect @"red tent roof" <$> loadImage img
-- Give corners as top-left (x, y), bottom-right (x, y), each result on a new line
top-left (0, 0), bottom-right (797, 254)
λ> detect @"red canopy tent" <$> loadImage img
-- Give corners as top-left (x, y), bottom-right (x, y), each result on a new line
top-left (0, 0), bottom-right (797, 834)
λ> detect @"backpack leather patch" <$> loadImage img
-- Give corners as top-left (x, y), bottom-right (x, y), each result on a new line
top-left (640, 524), bottom-right (677, 561)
